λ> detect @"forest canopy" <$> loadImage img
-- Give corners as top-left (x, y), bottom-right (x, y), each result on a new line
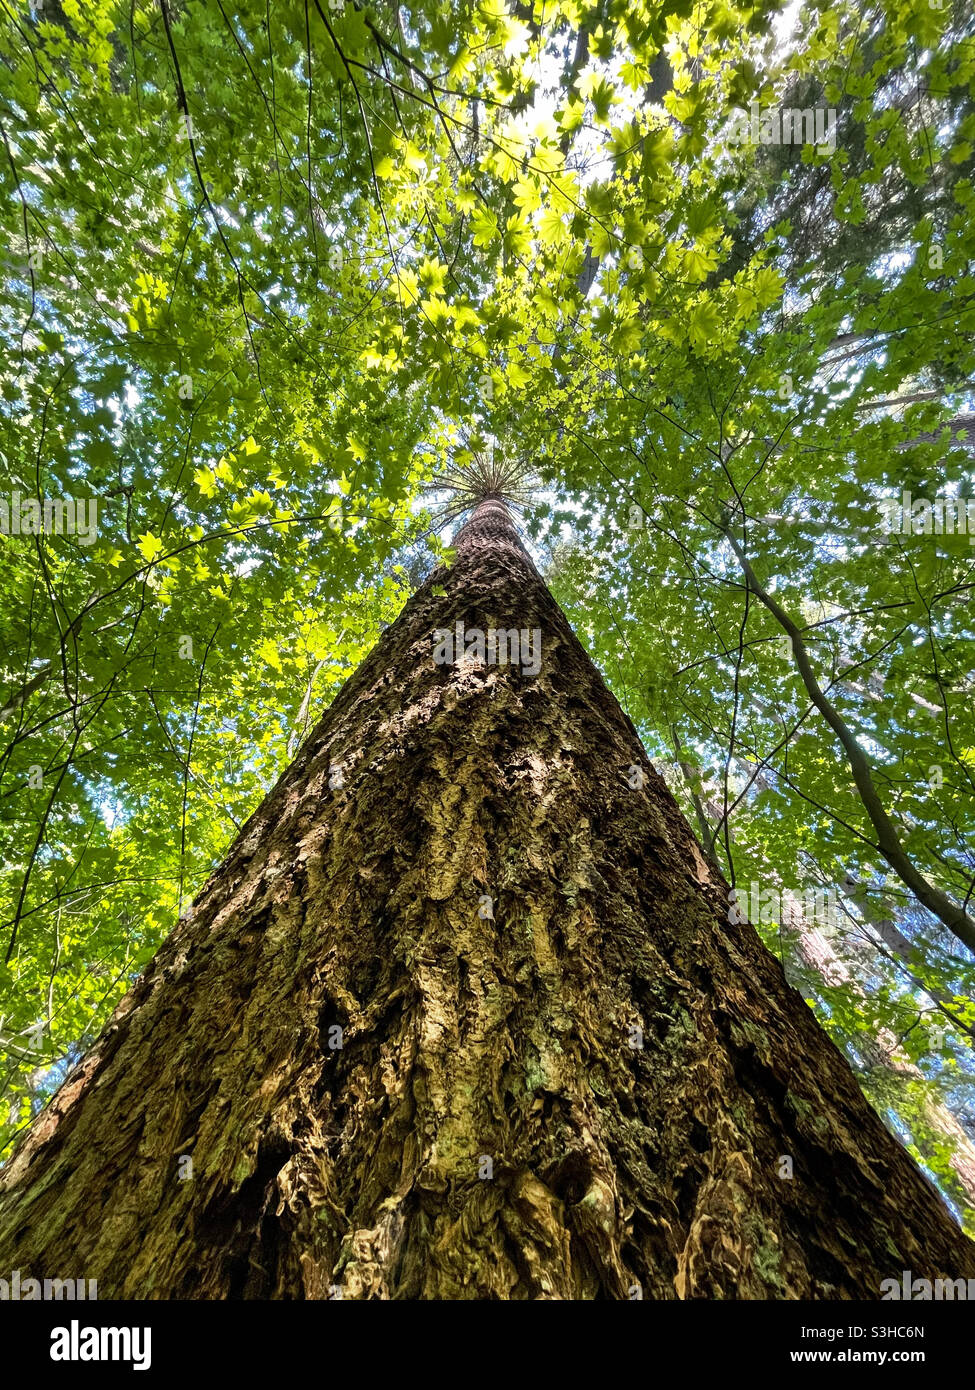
top-left (1, 0), bottom-right (974, 1232)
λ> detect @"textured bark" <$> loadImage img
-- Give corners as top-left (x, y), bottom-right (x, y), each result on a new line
top-left (1, 497), bottom-right (974, 1299)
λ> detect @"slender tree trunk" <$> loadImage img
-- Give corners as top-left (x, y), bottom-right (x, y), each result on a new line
top-left (0, 497), bottom-right (973, 1298)
top-left (669, 723), bottom-right (722, 872)
top-left (796, 922), bottom-right (975, 1221)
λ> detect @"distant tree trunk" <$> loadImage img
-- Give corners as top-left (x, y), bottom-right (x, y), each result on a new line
top-left (796, 922), bottom-right (975, 1222)
top-left (0, 496), bottom-right (973, 1298)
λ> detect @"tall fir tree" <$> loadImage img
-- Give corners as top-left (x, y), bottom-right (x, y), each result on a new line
top-left (0, 496), bottom-right (972, 1298)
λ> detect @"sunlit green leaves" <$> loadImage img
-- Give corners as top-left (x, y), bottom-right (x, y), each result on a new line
top-left (1, 0), bottom-right (974, 1229)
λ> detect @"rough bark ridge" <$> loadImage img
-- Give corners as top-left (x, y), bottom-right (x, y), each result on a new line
top-left (0, 497), bottom-right (973, 1298)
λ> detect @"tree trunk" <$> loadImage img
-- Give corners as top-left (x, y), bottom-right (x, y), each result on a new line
top-left (0, 496), bottom-right (973, 1299)
top-left (796, 921), bottom-right (975, 1221)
